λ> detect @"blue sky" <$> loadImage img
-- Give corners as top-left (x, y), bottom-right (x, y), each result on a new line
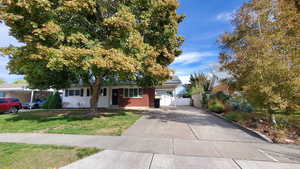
top-left (0, 0), bottom-right (246, 84)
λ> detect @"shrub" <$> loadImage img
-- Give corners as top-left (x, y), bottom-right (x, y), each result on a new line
top-left (208, 99), bottom-right (225, 113)
top-left (202, 92), bottom-right (210, 108)
top-left (227, 98), bottom-right (255, 113)
top-left (210, 91), bottom-right (230, 103)
top-left (224, 112), bottom-right (252, 123)
top-left (43, 92), bottom-right (62, 109)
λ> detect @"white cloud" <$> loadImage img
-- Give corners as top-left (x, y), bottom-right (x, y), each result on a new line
top-left (173, 51), bottom-right (216, 65)
top-left (178, 75), bottom-right (190, 84)
top-left (172, 61), bottom-right (232, 84)
top-left (216, 11), bottom-right (235, 22)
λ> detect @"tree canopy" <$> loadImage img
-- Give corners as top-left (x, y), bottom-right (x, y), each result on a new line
top-left (0, 0), bottom-right (184, 111)
top-left (12, 80), bottom-right (28, 84)
top-left (0, 78), bottom-right (5, 84)
top-left (219, 0), bottom-right (300, 113)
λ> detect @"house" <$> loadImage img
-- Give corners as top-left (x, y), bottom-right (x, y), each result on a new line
top-left (0, 83), bottom-right (53, 103)
top-left (62, 76), bottom-right (182, 108)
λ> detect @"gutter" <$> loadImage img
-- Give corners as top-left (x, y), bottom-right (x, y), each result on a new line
top-left (208, 111), bottom-right (274, 143)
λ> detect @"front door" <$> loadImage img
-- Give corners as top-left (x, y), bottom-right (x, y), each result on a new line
top-left (112, 89), bottom-right (119, 106)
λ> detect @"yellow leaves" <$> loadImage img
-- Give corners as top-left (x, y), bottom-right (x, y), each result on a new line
top-left (154, 0), bottom-right (179, 10)
top-left (104, 6), bottom-right (136, 32)
top-left (67, 33), bottom-right (90, 45)
top-left (14, 0), bottom-right (53, 12)
top-left (1, 0), bottom-right (183, 90)
top-left (146, 64), bottom-right (172, 78)
top-left (62, 0), bottom-right (96, 13)
top-left (42, 21), bottom-right (62, 33)
top-left (89, 48), bottom-right (140, 73)
top-left (219, 0), bottom-right (300, 112)
top-left (32, 21), bottom-right (64, 42)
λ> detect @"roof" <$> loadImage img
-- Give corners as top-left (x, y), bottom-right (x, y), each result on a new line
top-left (0, 83), bottom-right (28, 90)
top-left (212, 84), bottom-right (229, 93)
top-left (70, 76), bottom-right (182, 88)
top-left (164, 76), bottom-right (182, 85)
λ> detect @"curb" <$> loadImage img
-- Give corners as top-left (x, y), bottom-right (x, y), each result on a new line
top-left (208, 111), bottom-right (274, 143)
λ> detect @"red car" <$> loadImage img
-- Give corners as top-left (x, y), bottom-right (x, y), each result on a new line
top-left (0, 98), bottom-right (22, 113)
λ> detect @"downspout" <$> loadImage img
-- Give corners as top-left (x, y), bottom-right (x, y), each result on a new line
top-left (30, 90), bottom-right (34, 109)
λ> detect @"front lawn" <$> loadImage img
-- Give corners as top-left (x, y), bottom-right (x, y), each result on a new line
top-left (0, 143), bottom-right (100, 169)
top-left (0, 109), bottom-right (142, 136)
top-left (224, 111), bottom-right (300, 144)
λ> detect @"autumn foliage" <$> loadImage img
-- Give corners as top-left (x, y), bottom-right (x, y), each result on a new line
top-left (0, 0), bottom-right (184, 112)
top-left (219, 0), bottom-right (300, 114)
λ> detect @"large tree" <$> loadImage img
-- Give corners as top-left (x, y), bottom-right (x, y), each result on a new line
top-left (219, 0), bottom-right (300, 120)
top-left (0, 78), bottom-right (5, 84)
top-left (12, 79), bottom-right (27, 84)
top-left (0, 0), bottom-right (184, 113)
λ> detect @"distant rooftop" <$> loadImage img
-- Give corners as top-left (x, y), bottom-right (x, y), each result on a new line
top-left (0, 83), bottom-right (28, 89)
top-left (164, 76), bottom-right (182, 85)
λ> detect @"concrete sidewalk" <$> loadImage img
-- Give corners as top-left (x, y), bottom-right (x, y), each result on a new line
top-left (0, 133), bottom-right (299, 164)
top-left (1, 106), bottom-right (299, 168)
top-left (60, 150), bottom-right (300, 169)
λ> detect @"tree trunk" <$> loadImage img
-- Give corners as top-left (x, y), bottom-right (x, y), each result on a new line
top-left (267, 108), bottom-right (277, 125)
top-left (89, 76), bottom-right (102, 115)
top-left (271, 113), bottom-right (277, 125)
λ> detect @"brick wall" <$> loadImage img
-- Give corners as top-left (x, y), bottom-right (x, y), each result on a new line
top-left (119, 88), bottom-right (155, 107)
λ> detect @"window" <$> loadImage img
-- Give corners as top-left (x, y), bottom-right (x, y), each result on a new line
top-left (69, 90), bottom-right (74, 96)
top-left (0, 92), bottom-right (5, 97)
top-left (86, 88), bottom-right (107, 96)
top-left (123, 88), bottom-right (143, 98)
top-left (11, 98), bottom-right (20, 102)
top-left (66, 89), bottom-right (82, 97)
top-left (75, 90), bottom-right (80, 96)
top-left (0, 99), bottom-right (5, 104)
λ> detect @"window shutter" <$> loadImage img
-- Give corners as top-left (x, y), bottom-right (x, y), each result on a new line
top-left (103, 88), bottom-right (107, 96)
top-left (65, 90), bottom-right (69, 97)
top-left (87, 89), bottom-right (90, 96)
top-left (80, 89), bottom-right (84, 97)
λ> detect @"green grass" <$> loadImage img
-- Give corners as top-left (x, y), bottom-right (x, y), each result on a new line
top-left (0, 143), bottom-right (100, 169)
top-left (0, 109), bottom-right (142, 135)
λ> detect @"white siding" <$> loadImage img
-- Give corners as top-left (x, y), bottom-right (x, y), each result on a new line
top-left (62, 88), bottom-right (109, 108)
top-left (160, 94), bottom-right (175, 106)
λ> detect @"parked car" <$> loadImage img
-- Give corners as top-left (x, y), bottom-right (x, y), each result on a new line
top-left (0, 98), bottom-right (22, 113)
top-left (22, 99), bottom-right (46, 109)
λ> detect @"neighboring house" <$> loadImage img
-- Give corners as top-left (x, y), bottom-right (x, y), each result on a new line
top-left (0, 83), bottom-right (53, 103)
top-left (156, 76), bottom-right (184, 106)
top-left (212, 84), bottom-right (230, 95)
top-left (62, 76), bottom-right (182, 108)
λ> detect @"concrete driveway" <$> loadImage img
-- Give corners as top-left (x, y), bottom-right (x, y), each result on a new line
top-left (61, 106), bottom-right (300, 169)
top-left (123, 106), bottom-right (264, 142)
top-left (1, 106), bottom-right (299, 169)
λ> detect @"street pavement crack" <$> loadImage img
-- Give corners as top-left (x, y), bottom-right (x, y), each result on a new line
top-left (148, 153), bottom-right (155, 169)
top-left (232, 159), bottom-right (243, 169)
